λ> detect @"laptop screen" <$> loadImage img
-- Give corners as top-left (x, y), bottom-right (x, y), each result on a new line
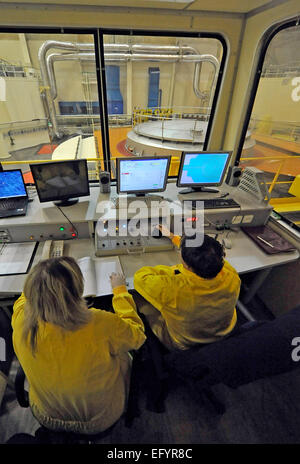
top-left (0, 170), bottom-right (27, 200)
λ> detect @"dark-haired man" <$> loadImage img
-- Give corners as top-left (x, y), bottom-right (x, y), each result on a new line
top-left (133, 226), bottom-right (240, 350)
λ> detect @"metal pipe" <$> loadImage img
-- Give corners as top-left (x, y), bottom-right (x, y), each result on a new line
top-left (39, 40), bottom-right (200, 85)
top-left (131, 44), bottom-right (198, 55)
top-left (39, 40), bottom-right (220, 137)
top-left (192, 55), bottom-right (220, 108)
top-left (38, 41), bottom-right (94, 137)
top-left (38, 40), bottom-right (93, 85)
top-left (47, 51), bottom-right (220, 100)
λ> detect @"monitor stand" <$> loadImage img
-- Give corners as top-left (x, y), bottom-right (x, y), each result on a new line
top-left (134, 193), bottom-right (164, 201)
top-left (179, 186), bottom-right (219, 194)
top-left (54, 198), bottom-right (79, 207)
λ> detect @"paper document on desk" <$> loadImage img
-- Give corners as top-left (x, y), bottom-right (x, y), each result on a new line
top-left (0, 242), bottom-right (37, 275)
top-left (77, 255), bottom-right (124, 297)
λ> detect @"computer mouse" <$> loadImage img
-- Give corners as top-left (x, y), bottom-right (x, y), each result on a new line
top-left (222, 237), bottom-right (232, 249)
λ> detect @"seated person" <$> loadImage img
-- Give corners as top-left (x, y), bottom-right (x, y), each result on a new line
top-left (133, 225), bottom-right (240, 351)
top-left (11, 257), bottom-right (146, 435)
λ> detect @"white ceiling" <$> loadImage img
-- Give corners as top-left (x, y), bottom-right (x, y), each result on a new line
top-left (0, 0), bottom-right (283, 15)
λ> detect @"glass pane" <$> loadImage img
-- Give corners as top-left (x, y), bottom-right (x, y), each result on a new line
top-left (0, 32), bottom-right (102, 183)
top-left (240, 25), bottom-right (300, 228)
top-left (102, 34), bottom-right (223, 179)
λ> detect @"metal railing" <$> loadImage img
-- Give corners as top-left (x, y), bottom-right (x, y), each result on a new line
top-left (250, 118), bottom-right (300, 142)
top-left (240, 154), bottom-right (300, 197)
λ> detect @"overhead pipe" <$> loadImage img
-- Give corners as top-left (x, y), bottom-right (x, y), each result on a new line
top-left (39, 40), bottom-right (219, 137)
top-left (47, 52), bottom-right (219, 100)
top-left (38, 41), bottom-right (93, 137)
top-left (39, 40), bottom-right (200, 86)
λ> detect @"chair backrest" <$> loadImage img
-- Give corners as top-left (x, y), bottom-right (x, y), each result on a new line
top-left (164, 306), bottom-right (300, 389)
top-left (0, 308), bottom-right (15, 408)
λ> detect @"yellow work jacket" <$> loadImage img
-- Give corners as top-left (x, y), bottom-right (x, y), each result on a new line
top-left (134, 236), bottom-right (240, 349)
top-left (11, 287), bottom-right (145, 433)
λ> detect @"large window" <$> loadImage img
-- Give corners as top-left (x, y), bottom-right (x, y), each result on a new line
top-left (0, 29), bottom-right (224, 184)
top-left (240, 23), bottom-right (300, 228)
top-left (0, 31), bottom-right (102, 182)
top-left (102, 33), bottom-right (224, 179)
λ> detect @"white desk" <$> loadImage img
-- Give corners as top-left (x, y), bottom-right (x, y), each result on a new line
top-left (1, 230), bottom-right (298, 320)
top-left (0, 181), bottom-right (299, 321)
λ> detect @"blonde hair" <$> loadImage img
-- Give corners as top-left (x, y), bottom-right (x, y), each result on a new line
top-left (23, 256), bottom-right (91, 353)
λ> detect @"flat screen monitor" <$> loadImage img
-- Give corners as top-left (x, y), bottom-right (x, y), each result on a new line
top-left (30, 159), bottom-right (90, 206)
top-left (117, 156), bottom-right (171, 195)
top-left (176, 151), bottom-right (232, 194)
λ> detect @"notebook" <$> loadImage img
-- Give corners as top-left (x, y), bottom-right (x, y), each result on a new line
top-left (242, 225), bottom-right (296, 254)
top-left (0, 170), bottom-right (29, 218)
top-left (77, 255), bottom-right (124, 297)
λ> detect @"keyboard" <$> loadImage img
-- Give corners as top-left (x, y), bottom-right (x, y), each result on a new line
top-left (184, 198), bottom-right (240, 209)
top-left (112, 195), bottom-right (166, 209)
top-left (0, 198), bottom-right (27, 210)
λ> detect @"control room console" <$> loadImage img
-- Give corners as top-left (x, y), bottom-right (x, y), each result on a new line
top-left (0, 152), bottom-right (273, 258)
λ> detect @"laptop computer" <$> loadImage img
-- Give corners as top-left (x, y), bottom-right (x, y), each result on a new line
top-left (0, 170), bottom-right (29, 218)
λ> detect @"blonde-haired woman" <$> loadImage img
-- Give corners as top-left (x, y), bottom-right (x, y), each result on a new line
top-left (11, 256), bottom-right (145, 435)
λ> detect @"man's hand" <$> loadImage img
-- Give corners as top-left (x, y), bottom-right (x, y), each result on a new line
top-left (156, 224), bottom-right (174, 240)
top-left (110, 272), bottom-right (126, 289)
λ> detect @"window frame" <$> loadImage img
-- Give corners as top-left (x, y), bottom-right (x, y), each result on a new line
top-left (236, 17), bottom-right (300, 164)
top-left (99, 28), bottom-right (227, 178)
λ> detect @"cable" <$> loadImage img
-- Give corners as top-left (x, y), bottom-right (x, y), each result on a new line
top-left (56, 205), bottom-right (78, 238)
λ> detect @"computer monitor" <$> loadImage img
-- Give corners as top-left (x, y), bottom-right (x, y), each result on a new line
top-left (117, 156), bottom-right (171, 195)
top-left (176, 151), bottom-right (232, 194)
top-left (30, 159), bottom-right (90, 206)
top-left (0, 170), bottom-right (27, 199)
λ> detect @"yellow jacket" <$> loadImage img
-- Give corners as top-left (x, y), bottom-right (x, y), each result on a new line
top-left (134, 236), bottom-right (240, 349)
top-left (11, 286), bottom-right (145, 434)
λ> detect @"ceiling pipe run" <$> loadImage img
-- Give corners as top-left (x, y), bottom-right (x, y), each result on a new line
top-left (39, 40), bottom-right (220, 137)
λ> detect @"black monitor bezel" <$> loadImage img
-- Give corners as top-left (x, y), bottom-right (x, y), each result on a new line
top-left (0, 169), bottom-right (28, 200)
top-left (30, 159), bottom-right (90, 203)
top-left (116, 156), bottom-right (171, 195)
top-left (176, 151), bottom-right (232, 188)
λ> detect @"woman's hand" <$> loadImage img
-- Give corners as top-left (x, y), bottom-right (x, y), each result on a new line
top-left (110, 272), bottom-right (126, 289)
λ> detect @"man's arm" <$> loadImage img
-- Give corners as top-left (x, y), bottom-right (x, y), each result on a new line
top-left (156, 224), bottom-right (181, 248)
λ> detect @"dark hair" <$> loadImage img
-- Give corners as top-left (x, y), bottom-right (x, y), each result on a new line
top-left (181, 234), bottom-right (225, 279)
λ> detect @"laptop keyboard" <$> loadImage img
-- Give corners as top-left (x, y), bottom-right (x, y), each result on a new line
top-left (0, 198), bottom-right (27, 210)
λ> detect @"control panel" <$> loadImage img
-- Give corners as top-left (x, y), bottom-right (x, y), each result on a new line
top-left (180, 207), bottom-right (272, 230)
top-left (95, 218), bottom-right (174, 257)
top-left (0, 222), bottom-right (90, 243)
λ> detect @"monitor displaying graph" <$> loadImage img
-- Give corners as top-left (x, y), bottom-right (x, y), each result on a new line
top-left (117, 157), bottom-right (170, 194)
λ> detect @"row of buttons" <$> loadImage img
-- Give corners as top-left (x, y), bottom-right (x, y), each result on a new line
top-left (100, 239), bottom-right (142, 247)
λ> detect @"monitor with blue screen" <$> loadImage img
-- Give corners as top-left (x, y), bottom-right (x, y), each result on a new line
top-left (177, 151), bottom-right (232, 194)
top-left (0, 170), bottom-right (27, 199)
top-left (117, 156), bottom-right (171, 195)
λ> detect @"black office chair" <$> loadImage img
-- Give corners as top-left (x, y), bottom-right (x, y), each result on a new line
top-left (135, 306), bottom-right (300, 416)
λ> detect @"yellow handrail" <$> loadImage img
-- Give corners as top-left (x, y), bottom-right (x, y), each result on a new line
top-left (240, 153), bottom-right (300, 196)
top-left (240, 155), bottom-right (300, 160)
top-left (1, 157), bottom-right (103, 164)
